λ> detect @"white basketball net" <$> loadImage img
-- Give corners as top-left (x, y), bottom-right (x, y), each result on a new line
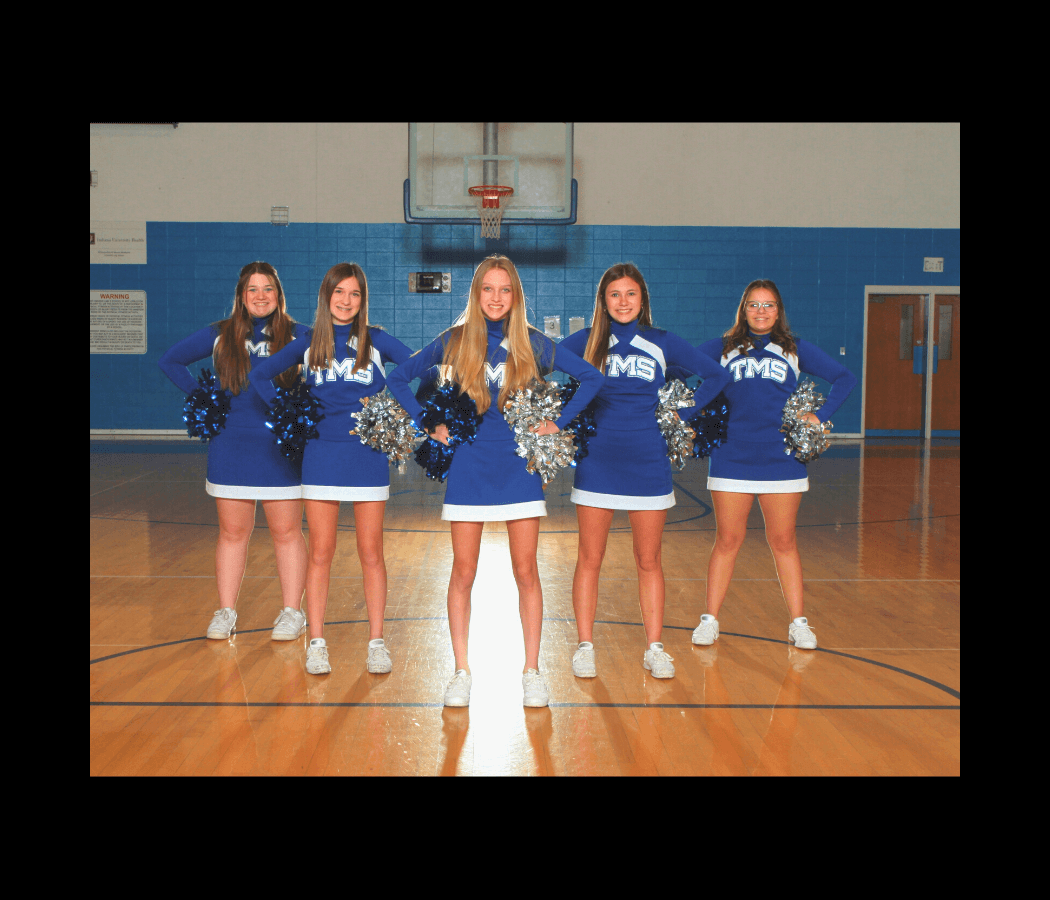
top-left (477, 200), bottom-right (505, 239)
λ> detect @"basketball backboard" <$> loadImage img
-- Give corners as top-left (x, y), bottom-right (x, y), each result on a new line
top-left (406, 123), bottom-right (576, 225)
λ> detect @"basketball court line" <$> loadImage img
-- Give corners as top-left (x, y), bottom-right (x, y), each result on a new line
top-left (89, 618), bottom-right (961, 700)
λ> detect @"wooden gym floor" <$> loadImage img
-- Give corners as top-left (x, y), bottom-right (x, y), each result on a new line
top-left (90, 439), bottom-right (960, 776)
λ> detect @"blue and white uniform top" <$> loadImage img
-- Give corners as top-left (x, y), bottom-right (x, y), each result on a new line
top-left (560, 319), bottom-right (732, 509)
top-left (387, 319), bottom-right (604, 521)
top-left (158, 315), bottom-right (309, 498)
top-left (695, 333), bottom-right (858, 493)
top-left (248, 324), bottom-right (414, 501)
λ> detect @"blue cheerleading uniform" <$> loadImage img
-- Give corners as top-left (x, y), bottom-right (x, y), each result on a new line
top-left (158, 315), bottom-right (310, 499)
top-left (560, 320), bottom-right (732, 509)
top-left (694, 333), bottom-right (858, 493)
top-left (248, 324), bottom-right (414, 502)
top-left (387, 320), bottom-right (604, 521)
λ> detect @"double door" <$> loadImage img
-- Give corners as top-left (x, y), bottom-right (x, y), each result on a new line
top-left (864, 289), bottom-right (960, 437)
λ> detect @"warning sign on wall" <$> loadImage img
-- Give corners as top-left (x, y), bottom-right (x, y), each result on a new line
top-left (91, 290), bottom-right (147, 354)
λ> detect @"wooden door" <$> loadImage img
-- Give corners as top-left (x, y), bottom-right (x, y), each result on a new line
top-left (931, 295), bottom-right (960, 434)
top-left (865, 294), bottom-right (926, 435)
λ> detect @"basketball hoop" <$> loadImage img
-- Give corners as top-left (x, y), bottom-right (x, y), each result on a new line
top-left (469, 185), bottom-right (514, 239)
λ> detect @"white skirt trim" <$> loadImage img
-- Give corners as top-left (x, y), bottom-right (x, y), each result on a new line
top-left (302, 484), bottom-right (389, 502)
top-left (570, 487), bottom-right (676, 511)
top-left (707, 475), bottom-right (809, 494)
top-left (441, 500), bottom-right (547, 521)
top-left (206, 480), bottom-right (302, 500)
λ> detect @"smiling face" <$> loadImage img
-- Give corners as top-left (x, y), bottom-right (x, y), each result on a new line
top-left (605, 277), bottom-right (643, 324)
top-left (744, 287), bottom-right (779, 335)
top-left (479, 267), bottom-right (514, 321)
top-left (330, 276), bottom-right (362, 325)
top-left (244, 273), bottom-right (278, 318)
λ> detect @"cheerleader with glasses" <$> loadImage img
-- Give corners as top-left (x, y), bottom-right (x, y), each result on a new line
top-left (387, 255), bottom-right (604, 708)
top-left (158, 262), bottom-right (310, 641)
top-left (248, 263), bottom-right (413, 676)
top-left (560, 263), bottom-right (732, 679)
top-left (691, 280), bottom-right (857, 650)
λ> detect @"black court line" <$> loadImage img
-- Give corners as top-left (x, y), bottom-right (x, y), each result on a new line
top-left (89, 700), bottom-right (958, 710)
top-left (90, 617), bottom-right (960, 702)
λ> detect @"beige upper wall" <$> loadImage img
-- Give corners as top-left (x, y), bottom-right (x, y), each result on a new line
top-left (90, 122), bottom-right (959, 228)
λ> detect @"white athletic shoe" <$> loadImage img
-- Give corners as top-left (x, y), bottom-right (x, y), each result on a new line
top-left (444, 669), bottom-right (472, 707)
top-left (691, 614), bottom-right (719, 645)
top-left (271, 606), bottom-right (307, 641)
top-left (306, 638), bottom-right (332, 675)
top-left (789, 617), bottom-right (818, 650)
top-left (572, 642), bottom-right (596, 678)
top-left (367, 638), bottom-right (392, 673)
top-left (643, 643), bottom-right (676, 678)
top-left (523, 669), bottom-right (550, 707)
top-left (206, 608), bottom-right (237, 639)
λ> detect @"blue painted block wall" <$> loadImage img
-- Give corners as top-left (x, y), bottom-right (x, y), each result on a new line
top-left (89, 222), bottom-right (961, 433)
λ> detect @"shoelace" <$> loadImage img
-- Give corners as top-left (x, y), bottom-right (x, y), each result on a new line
top-left (274, 609), bottom-right (298, 627)
top-left (523, 671), bottom-right (547, 691)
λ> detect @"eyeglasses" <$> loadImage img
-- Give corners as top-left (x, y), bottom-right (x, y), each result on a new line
top-left (746, 302), bottom-right (777, 311)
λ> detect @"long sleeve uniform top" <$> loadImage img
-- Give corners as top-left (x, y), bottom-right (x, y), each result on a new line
top-left (157, 315), bottom-right (310, 431)
top-left (248, 324), bottom-right (414, 443)
top-left (695, 334), bottom-right (858, 443)
top-left (559, 319), bottom-right (732, 430)
top-left (387, 319), bottom-right (605, 440)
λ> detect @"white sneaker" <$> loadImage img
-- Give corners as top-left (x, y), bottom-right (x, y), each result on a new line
top-left (523, 668), bottom-right (550, 707)
top-left (306, 638), bottom-right (332, 674)
top-left (789, 617), bottom-right (818, 650)
top-left (643, 642), bottom-right (676, 678)
top-left (691, 614), bottom-right (719, 645)
top-left (444, 669), bottom-right (472, 707)
top-left (572, 642), bottom-right (596, 678)
top-left (206, 608), bottom-right (237, 639)
top-left (271, 606), bottom-right (307, 641)
top-left (367, 638), bottom-right (392, 673)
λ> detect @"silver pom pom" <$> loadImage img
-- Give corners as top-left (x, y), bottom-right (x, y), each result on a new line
top-left (781, 379), bottom-right (832, 463)
top-left (502, 378), bottom-right (577, 484)
top-left (351, 388), bottom-right (426, 473)
top-left (656, 379), bottom-right (697, 471)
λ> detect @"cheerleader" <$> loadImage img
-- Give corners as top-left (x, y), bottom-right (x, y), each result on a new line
top-left (248, 263), bottom-right (413, 676)
top-left (692, 279), bottom-right (857, 650)
top-left (386, 255), bottom-right (603, 708)
top-left (559, 263), bottom-right (732, 679)
top-left (158, 261), bottom-right (310, 641)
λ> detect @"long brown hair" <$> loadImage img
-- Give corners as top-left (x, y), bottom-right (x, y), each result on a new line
top-left (440, 255), bottom-right (540, 415)
top-left (214, 261), bottom-right (298, 395)
top-left (722, 279), bottom-right (797, 358)
top-left (582, 263), bottom-right (654, 373)
top-left (307, 262), bottom-right (374, 375)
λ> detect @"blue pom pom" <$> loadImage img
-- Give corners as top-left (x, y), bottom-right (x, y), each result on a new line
top-left (687, 391), bottom-right (729, 459)
top-left (559, 377), bottom-right (597, 466)
top-left (265, 381), bottom-right (325, 464)
top-left (183, 369), bottom-right (232, 442)
top-left (412, 380), bottom-right (483, 482)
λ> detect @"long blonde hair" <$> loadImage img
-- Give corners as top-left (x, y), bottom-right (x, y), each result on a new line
top-left (214, 261), bottom-right (298, 395)
top-left (582, 262), bottom-right (654, 373)
top-left (441, 255), bottom-right (540, 415)
top-left (308, 262), bottom-right (374, 374)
